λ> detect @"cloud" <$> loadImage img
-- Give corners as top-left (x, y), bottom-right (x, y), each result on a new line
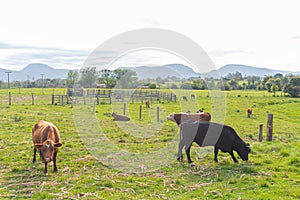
top-left (209, 49), bottom-right (254, 57)
top-left (291, 35), bottom-right (300, 40)
top-left (142, 18), bottom-right (161, 26)
top-left (0, 41), bottom-right (91, 70)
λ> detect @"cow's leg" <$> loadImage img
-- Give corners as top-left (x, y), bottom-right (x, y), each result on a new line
top-left (44, 163), bottom-right (48, 174)
top-left (177, 139), bottom-right (184, 161)
top-left (214, 146), bottom-right (219, 162)
top-left (53, 151), bottom-right (58, 172)
top-left (33, 148), bottom-right (37, 163)
top-left (229, 151), bottom-right (238, 163)
top-left (39, 150), bottom-right (42, 160)
top-left (185, 145), bottom-right (193, 164)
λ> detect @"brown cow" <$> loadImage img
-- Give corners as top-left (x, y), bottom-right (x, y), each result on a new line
top-left (167, 112), bottom-right (211, 126)
top-left (32, 120), bottom-right (62, 174)
top-left (145, 100), bottom-right (150, 108)
top-left (112, 112), bottom-right (130, 121)
top-left (191, 94), bottom-right (196, 99)
top-left (182, 96), bottom-right (188, 101)
top-left (247, 108), bottom-right (253, 118)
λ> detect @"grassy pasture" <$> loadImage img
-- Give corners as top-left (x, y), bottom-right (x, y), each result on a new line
top-left (0, 88), bottom-right (299, 199)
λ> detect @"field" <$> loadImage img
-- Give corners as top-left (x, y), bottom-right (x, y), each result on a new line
top-left (0, 88), bottom-right (299, 199)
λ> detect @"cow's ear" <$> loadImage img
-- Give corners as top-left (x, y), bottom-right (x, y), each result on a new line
top-left (35, 144), bottom-right (43, 149)
top-left (54, 142), bottom-right (62, 147)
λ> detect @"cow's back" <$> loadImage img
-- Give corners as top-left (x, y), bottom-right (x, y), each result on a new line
top-left (32, 120), bottom-right (61, 145)
top-left (181, 121), bottom-right (226, 147)
top-left (181, 120), bottom-right (209, 147)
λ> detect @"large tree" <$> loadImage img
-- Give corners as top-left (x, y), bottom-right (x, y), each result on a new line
top-left (66, 70), bottom-right (79, 87)
top-left (284, 76), bottom-right (300, 97)
top-left (79, 67), bottom-right (98, 88)
top-left (98, 69), bottom-right (116, 88)
top-left (114, 69), bottom-right (138, 89)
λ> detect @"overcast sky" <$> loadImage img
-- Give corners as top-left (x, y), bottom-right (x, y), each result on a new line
top-left (0, 0), bottom-right (299, 72)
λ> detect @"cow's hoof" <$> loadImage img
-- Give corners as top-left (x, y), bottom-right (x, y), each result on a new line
top-left (189, 163), bottom-right (196, 167)
top-left (177, 156), bottom-right (183, 162)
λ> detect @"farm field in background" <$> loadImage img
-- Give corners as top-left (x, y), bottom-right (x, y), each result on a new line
top-left (0, 88), bottom-right (299, 199)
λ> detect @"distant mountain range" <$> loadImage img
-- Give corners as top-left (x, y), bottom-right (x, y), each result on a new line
top-left (122, 64), bottom-right (300, 79)
top-left (205, 64), bottom-right (300, 78)
top-left (0, 63), bottom-right (299, 82)
top-left (121, 64), bottom-right (201, 79)
top-left (0, 63), bottom-right (69, 81)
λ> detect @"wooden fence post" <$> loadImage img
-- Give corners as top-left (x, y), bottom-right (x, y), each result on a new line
top-left (32, 93), bottom-right (34, 105)
top-left (139, 105), bottom-right (142, 120)
top-left (8, 92), bottom-right (11, 105)
top-left (267, 114), bottom-right (273, 141)
top-left (157, 106), bottom-right (160, 122)
top-left (52, 94), bottom-right (54, 105)
top-left (259, 123), bottom-right (263, 142)
top-left (123, 103), bottom-right (126, 115)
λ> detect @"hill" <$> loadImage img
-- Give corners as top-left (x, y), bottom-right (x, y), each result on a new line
top-left (205, 64), bottom-right (299, 78)
top-left (1, 63), bottom-right (69, 81)
top-left (122, 64), bottom-right (201, 79)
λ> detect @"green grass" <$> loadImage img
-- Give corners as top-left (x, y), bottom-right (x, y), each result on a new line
top-left (0, 88), bottom-right (299, 199)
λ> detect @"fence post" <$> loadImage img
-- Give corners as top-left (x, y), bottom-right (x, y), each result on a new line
top-left (139, 105), bottom-right (142, 120)
top-left (123, 103), bottom-right (126, 115)
top-left (93, 99), bottom-right (95, 113)
top-left (157, 106), bottom-right (160, 122)
top-left (32, 93), bottom-right (34, 105)
top-left (109, 91), bottom-right (112, 104)
top-left (259, 123), bottom-right (263, 142)
top-left (8, 92), bottom-right (11, 105)
top-left (52, 94), bottom-right (54, 105)
top-left (267, 114), bottom-right (273, 141)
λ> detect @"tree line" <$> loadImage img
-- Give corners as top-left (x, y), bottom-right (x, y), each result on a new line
top-left (1, 67), bottom-right (299, 97)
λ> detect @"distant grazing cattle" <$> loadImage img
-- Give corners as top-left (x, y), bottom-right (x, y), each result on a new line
top-left (247, 108), bottom-right (253, 118)
top-left (32, 120), bottom-right (62, 174)
top-left (182, 96), bottom-right (188, 101)
top-left (191, 94), bottom-right (196, 99)
top-left (167, 112), bottom-right (211, 126)
top-left (145, 100), bottom-right (150, 108)
top-left (112, 112), bottom-right (130, 121)
top-left (178, 121), bottom-right (250, 164)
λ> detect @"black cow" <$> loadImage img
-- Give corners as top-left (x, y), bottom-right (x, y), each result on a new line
top-left (178, 120), bottom-right (250, 164)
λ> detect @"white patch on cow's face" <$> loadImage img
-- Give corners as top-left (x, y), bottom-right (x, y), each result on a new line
top-left (166, 113), bottom-right (176, 122)
top-left (45, 143), bottom-right (50, 148)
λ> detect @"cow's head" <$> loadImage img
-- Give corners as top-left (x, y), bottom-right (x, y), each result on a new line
top-left (166, 113), bottom-right (176, 122)
top-left (237, 143), bottom-right (251, 161)
top-left (35, 139), bottom-right (62, 163)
